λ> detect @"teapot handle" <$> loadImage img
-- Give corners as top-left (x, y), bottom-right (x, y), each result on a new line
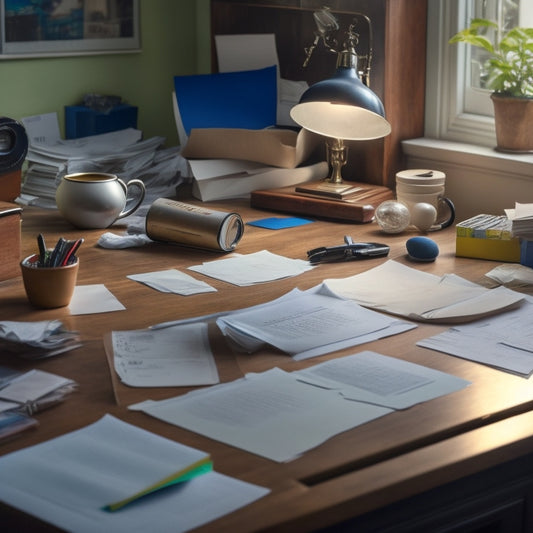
top-left (116, 179), bottom-right (146, 219)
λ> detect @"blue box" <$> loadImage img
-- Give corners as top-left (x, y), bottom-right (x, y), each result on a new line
top-left (520, 239), bottom-right (533, 268)
top-left (65, 104), bottom-right (138, 139)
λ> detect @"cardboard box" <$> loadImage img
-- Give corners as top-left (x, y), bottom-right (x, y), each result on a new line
top-left (0, 202), bottom-right (22, 280)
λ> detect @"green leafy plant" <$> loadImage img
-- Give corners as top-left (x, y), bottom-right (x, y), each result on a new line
top-left (449, 18), bottom-right (533, 98)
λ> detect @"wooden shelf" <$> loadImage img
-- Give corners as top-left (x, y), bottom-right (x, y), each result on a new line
top-left (210, 0), bottom-right (428, 188)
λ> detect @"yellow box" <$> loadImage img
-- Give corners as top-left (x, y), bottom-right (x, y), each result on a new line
top-left (456, 236), bottom-right (520, 262)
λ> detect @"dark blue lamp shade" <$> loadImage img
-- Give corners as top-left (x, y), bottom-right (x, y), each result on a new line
top-left (299, 64), bottom-right (386, 118)
top-left (290, 65), bottom-right (391, 141)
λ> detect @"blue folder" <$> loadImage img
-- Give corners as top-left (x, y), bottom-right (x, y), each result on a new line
top-left (174, 65), bottom-right (277, 136)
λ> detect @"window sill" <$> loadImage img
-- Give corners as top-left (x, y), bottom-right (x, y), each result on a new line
top-left (402, 138), bottom-right (533, 178)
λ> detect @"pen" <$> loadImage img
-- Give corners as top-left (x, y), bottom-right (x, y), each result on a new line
top-left (61, 238), bottom-right (84, 266)
top-left (37, 234), bottom-right (47, 267)
top-left (49, 238), bottom-right (66, 267)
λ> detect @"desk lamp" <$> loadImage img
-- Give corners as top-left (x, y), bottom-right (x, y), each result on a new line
top-left (290, 8), bottom-right (391, 198)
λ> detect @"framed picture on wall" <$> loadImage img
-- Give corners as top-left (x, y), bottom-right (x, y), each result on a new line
top-left (0, 0), bottom-right (140, 58)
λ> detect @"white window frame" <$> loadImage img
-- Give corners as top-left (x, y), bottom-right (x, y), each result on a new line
top-left (425, 0), bottom-right (533, 148)
top-left (425, 0), bottom-right (497, 148)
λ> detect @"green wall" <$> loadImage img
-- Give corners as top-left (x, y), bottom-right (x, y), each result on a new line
top-left (0, 0), bottom-right (211, 147)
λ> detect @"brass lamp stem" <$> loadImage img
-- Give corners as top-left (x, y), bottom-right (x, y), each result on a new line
top-left (325, 138), bottom-right (347, 184)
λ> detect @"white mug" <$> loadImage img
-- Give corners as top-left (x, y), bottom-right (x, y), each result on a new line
top-left (396, 169), bottom-right (455, 230)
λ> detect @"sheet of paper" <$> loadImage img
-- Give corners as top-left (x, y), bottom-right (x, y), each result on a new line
top-left (215, 33), bottom-right (279, 73)
top-left (216, 286), bottom-right (416, 360)
top-left (418, 298), bottom-right (533, 376)
top-left (0, 415), bottom-right (269, 533)
top-left (188, 158), bottom-right (265, 180)
top-left (324, 260), bottom-right (525, 323)
top-left (188, 250), bottom-right (314, 286)
top-left (20, 112), bottom-right (61, 145)
top-left (111, 322), bottom-right (219, 387)
top-left (486, 263), bottom-right (533, 285)
top-left (294, 351), bottom-right (470, 409)
top-left (131, 368), bottom-right (391, 462)
top-left (68, 284), bottom-right (126, 315)
top-left (127, 269), bottom-right (216, 295)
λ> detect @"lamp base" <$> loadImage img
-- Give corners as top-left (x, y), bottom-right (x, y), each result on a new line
top-left (295, 179), bottom-right (366, 199)
top-left (250, 182), bottom-right (394, 223)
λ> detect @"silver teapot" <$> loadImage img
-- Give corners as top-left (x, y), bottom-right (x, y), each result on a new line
top-left (56, 172), bottom-right (145, 229)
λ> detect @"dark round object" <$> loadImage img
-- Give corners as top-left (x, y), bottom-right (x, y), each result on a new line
top-left (406, 236), bottom-right (439, 262)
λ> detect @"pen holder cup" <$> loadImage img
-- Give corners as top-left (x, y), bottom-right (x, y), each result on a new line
top-left (20, 254), bottom-right (79, 308)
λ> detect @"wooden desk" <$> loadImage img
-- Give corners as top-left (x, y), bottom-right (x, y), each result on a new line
top-left (2, 200), bottom-right (533, 532)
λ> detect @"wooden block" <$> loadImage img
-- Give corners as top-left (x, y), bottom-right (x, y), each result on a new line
top-left (250, 182), bottom-right (394, 223)
top-left (0, 202), bottom-right (22, 280)
top-left (0, 169), bottom-right (22, 202)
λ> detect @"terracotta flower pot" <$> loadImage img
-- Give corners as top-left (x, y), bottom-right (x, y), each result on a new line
top-left (491, 93), bottom-right (533, 153)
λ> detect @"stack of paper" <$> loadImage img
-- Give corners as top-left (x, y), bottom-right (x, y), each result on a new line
top-left (215, 285), bottom-right (416, 360)
top-left (0, 319), bottom-right (81, 359)
top-left (19, 113), bottom-right (183, 210)
top-left (324, 260), bottom-right (525, 323)
top-left (506, 202), bottom-right (533, 239)
top-left (0, 415), bottom-right (269, 532)
top-left (418, 297), bottom-right (533, 377)
top-left (0, 368), bottom-right (76, 416)
top-left (0, 367), bottom-right (77, 441)
top-left (173, 33), bottom-right (327, 201)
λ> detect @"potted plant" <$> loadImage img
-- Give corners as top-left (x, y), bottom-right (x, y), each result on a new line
top-left (449, 19), bottom-right (533, 152)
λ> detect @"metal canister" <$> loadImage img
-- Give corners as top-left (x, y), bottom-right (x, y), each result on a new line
top-left (145, 198), bottom-right (244, 252)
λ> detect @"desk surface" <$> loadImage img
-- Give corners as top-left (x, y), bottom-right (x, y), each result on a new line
top-left (2, 199), bottom-right (533, 532)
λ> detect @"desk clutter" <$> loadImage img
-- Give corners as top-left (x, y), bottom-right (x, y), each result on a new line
top-left (0, 367), bottom-right (77, 441)
top-left (0, 319), bottom-right (80, 359)
top-left (456, 203), bottom-right (533, 267)
top-left (2, 208), bottom-right (533, 531)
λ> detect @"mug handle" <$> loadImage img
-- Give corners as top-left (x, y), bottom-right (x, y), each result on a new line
top-left (116, 179), bottom-right (146, 220)
top-left (430, 197), bottom-right (455, 231)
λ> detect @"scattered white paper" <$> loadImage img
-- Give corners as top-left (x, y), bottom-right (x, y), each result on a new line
top-left (418, 297), bottom-right (533, 377)
top-left (324, 260), bottom-right (525, 323)
top-left (127, 269), bottom-right (216, 295)
top-left (131, 368), bottom-right (391, 462)
top-left (188, 250), bottom-right (314, 286)
top-left (0, 415), bottom-right (269, 533)
top-left (486, 263), bottom-right (533, 285)
top-left (294, 351), bottom-right (470, 409)
top-left (0, 320), bottom-right (80, 359)
top-left (68, 285), bottom-right (126, 315)
top-left (0, 369), bottom-right (74, 404)
top-left (216, 285), bottom-right (416, 360)
top-left (111, 322), bottom-right (219, 387)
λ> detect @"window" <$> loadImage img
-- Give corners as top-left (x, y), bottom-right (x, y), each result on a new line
top-left (425, 0), bottom-right (533, 147)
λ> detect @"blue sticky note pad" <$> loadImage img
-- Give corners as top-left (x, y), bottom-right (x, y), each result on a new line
top-left (247, 217), bottom-right (314, 230)
top-left (174, 65), bottom-right (277, 136)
